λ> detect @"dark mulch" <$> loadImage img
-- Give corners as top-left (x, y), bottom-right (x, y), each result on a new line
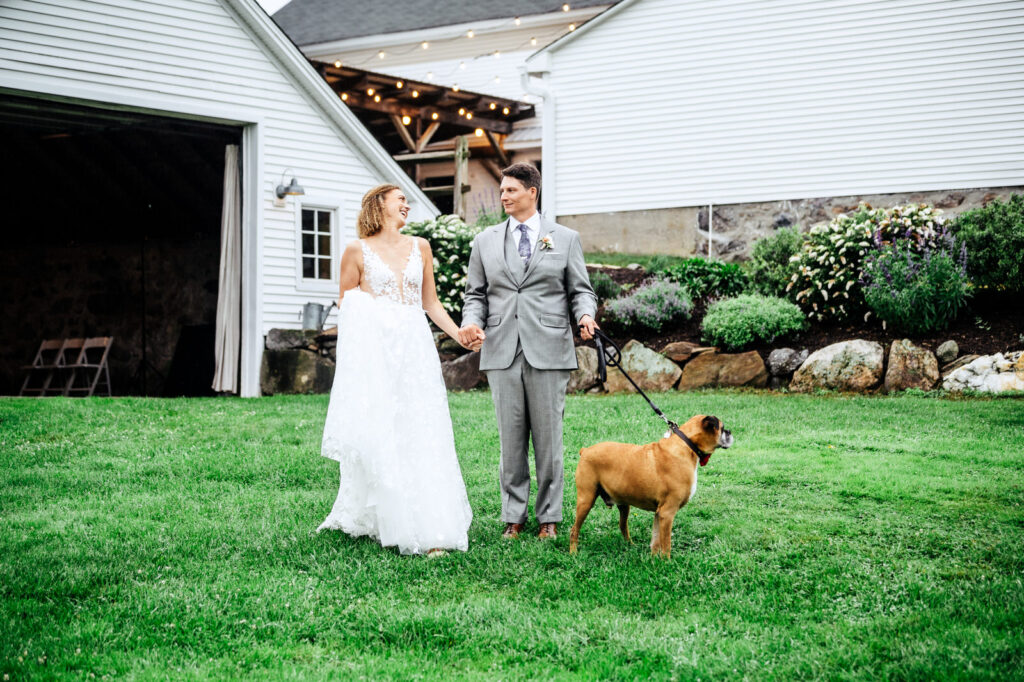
top-left (586, 266), bottom-right (1024, 358)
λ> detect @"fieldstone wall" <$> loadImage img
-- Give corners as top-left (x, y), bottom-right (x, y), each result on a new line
top-left (560, 185), bottom-right (1022, 262)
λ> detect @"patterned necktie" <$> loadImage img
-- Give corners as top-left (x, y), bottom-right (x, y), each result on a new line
top-left (517, 224), bottom-right (531, 263)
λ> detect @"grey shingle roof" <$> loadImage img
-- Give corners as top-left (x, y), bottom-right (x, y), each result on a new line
top-left (272, 0), bottom-right (614, 46)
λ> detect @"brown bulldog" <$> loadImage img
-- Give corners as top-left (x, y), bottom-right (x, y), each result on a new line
top-left (569, 415), bottom-right (733, 558)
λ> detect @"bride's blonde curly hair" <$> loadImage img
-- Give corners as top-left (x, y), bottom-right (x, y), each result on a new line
top-left (357, 183), bottom-right (401, 238)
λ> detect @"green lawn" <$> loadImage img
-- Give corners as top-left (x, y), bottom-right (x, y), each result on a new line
top-left (2, 391), bottom-right (1023, 680)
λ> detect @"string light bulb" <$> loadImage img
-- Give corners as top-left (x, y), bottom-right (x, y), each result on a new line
top-left (569, 23), bottom-right (576, 30)
top-left (412, 90), bottom-right (420, 98)
top-left (467, 29), bottom-right (474, 38)
top-left (514, 16), bottom-right (521, 26)
top-left (502, 107), bottom-right (510, 115)
top-left (452, 84), bottom-right (460, 92)
top-left (562, 3), bottom-right (570, 11)
top-left (401, 115), bottom-right (411, 125)
top-left (426, 71), bottom-right (434, 80)
top-left (396, 80), bottom-right (403, 88)
top-left (374, 94), bottom-right (381, 102)
top-left (530, 37), bottom-right (538, 45)
top-left (341, 92), bottom-right (348, 101)
top-left (475, 128), bottom-right (484, 137)
top-left (366, 88), bottom-right (374, 95)
top-left (494, 76), bottom-right (501, 83)
top-left (377, 50), bottom-right (385, 59)
top-left (466, 112), bottom-right (473, 120)
top-left (494, 50), bottom-right (501, 59)
top-left (421, 41), bottom-right (429, 49)
top-left (458, 107), bottom-right (466, 115)
top-left (431, 112), bottom-right (439, 120)
top-left (489, 102), bottom-right (497, 110)
top-left (459, 61), bottom-right (466, 70)
top-left (333, 60), bottom-right (342, 68)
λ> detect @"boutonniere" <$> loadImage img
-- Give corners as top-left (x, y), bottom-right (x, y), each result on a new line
top-left (538, 234), bottom-right (554, 251)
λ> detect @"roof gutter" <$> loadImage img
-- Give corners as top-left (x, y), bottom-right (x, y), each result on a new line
top-left (520, 54), bottom-right (556, 220)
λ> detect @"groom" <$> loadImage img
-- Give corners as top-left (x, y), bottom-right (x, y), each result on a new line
top-left (459, 163), bottom-right (598, 540)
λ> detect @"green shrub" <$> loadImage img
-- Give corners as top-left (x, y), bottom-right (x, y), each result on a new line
top-left (948, 194), bottom-right (1024, 291)
top-left (700, 294), bottom-right (807, 350)
top-left (473, 205), bottom-right (508, 227)
top-left (403, 214), bottom-right (483, 316)
top-left (747, 227), bottom-right (804, 297)
top-left (787, 203), bottom-right (947, 321)
top-left (661, 258), bottom-right (748, 301)
top-left (606, 280), bottom-right (692, 333)
top-left (589, 270), bottom-right (622, 302)
top-left (862, 236), bottom-right (971, 334)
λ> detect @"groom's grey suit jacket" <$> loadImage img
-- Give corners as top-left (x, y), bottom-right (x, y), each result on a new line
top-left (462, 217), bottom-right (597, 371)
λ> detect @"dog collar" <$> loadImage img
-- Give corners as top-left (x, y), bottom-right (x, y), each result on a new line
top-left (668, 422), bottom-right (713, 467)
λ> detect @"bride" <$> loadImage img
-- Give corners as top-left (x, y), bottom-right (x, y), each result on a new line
top-left (317, 184), bottom-right (479, 555)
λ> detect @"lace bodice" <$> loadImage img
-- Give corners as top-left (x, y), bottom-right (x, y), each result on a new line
top-left (360, 239), bottom-right (422, 307)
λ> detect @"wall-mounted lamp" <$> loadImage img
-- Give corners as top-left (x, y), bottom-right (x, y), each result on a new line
top-left (274, 169), bottom-right (305, 207)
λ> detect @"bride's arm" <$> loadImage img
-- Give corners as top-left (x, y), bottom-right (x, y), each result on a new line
top-left (419, 238), bottom-right (478, 349)
top-left (337, 241), bottom-right (362, 303)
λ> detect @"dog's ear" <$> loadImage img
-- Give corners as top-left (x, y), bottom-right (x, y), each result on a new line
top-left (701, 416), bottom-right (720, 433)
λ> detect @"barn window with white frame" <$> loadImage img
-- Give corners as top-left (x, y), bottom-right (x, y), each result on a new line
top-left (300, 207), bottom-right (334, 280)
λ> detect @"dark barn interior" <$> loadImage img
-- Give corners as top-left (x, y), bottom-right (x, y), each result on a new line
top-left (0, 94), bottom-right (242, 396)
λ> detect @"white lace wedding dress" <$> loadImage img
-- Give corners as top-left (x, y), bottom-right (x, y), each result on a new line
top-left (317, 239), bottom-right (472, 554)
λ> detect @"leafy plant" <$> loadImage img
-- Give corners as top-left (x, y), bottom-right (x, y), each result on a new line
top-left (605, 279), bottom-right (692, 332)
top-left (403, 214), bottom-right (483, 317)
top-left (700, 294), bottom-right (807, 350)
top-left (787, 203), bottom-right (947, 321)
top-left (948, 193), bottom-right (1024, 291)
top-left (472, 205), bottom-right (508, 228)
top-left (861, 235), bottom-right (971, 334)
top-left (589, 270), bottom-right (622, 302)
top-left (747, 227), bottom-right (804, 297)
top-left (661, 257), bottom-right (748, 302)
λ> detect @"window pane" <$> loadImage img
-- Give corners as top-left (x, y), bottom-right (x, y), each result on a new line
top-left (302, 209), bottom-right (314, 232)
top-left (302, 233), bottom-right (314, 256)
top-left (318, 257), bottom-right (332, 280)
top-left (302, 257), bottom-right (314, 279)
top-left (318, 210), bottom-right (331, 233)
top-left (317, 235), bottom-right (331, 256)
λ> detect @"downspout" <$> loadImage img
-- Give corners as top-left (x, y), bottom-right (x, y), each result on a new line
top-left (520, 60), bottom-right (556, 219)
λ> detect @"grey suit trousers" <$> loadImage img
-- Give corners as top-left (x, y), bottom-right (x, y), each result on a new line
top-left (488, 348), bottom-right (569, 524)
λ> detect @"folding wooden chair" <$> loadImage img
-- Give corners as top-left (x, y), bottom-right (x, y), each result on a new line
top-left (20, 338), bottom-right (66, 396)
top-left (65, 337), bottom-right (114, 397)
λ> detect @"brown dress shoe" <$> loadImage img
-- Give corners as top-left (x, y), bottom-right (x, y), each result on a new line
top-left (502, 522), bottom-right (525, 539)
top-left (537, 523), bottom-right (558, 539)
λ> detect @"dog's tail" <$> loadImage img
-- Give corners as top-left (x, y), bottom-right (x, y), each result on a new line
top-left (596, 483), bottom-right (613, 508)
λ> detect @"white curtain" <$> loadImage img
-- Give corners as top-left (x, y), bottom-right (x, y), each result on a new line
top-left (212, 144), bottom-right (241, 393)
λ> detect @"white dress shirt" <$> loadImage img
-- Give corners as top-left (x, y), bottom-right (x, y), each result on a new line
top-left (507, 212), bottom-right (541, 253)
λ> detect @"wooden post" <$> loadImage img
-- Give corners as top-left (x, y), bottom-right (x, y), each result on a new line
top-left (453, 135), bottom-right (470, 219)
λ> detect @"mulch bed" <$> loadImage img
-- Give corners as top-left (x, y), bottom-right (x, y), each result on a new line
top-left (587, 265), bottom-right (1024, 358)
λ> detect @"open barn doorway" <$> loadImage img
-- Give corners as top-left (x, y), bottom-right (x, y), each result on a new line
top-left (0, 94), bottom-right (244, 396)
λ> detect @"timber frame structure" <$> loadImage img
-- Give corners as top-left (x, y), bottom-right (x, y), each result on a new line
top-left (314, 61), bottom-right (535, 215)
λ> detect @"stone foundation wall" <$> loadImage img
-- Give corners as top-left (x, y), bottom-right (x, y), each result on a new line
top-left (560, 185), bottom-right (1023, 262)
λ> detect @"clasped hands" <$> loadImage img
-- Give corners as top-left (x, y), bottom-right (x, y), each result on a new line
top-left (457, 314), bottom-right (598, 352)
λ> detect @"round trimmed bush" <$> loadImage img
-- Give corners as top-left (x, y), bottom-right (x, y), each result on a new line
top-left (606, 279), bottom-right (692, 333)
top-left (747, 226), bottom-right (804, 297)
top-left (701, 294), bottom-right (807, 350)
top-left (948, 193), bottom-right (1024, 291)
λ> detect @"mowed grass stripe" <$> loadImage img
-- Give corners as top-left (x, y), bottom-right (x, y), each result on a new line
top-left (1, 392), bottom-right (1022, 680)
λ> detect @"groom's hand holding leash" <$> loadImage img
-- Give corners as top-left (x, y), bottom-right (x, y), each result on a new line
top-left (578, 315), bottom-right (599, 341)
top-left (458, 324), bottom-right (486, 352)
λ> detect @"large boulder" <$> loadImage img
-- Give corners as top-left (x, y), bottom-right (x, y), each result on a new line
top-left (884, 339), bottom-right (939, 392)
top-left (260, 349), bottom-right (335, 394)
top-left (441, 351), bottom-right (487, 391)
top-left (568, 346), bottom-right (600, 393)
top-left (603, 340), bottom-right (682, 393)
top-left (677, 351), bottom-right (768, 391)
top-left (942, 351), bottom-right (1024, 393)
top-left (790, 340), bottom-right (885, 393)
top-left (767, 348), bottom-right (809, 376)
top-left (265, 328), bottom-right (319, 351)
top-left (941, 354), bottom-right (979, 377)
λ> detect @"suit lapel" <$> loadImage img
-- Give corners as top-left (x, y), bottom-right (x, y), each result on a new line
top-left (487, 220), bottom-right (518, 285)
top-left (522, 218), bottom-right (556, 283)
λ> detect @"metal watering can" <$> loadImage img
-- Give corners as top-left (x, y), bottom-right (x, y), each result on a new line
top-left (302, 301), bottom-right (336, 331)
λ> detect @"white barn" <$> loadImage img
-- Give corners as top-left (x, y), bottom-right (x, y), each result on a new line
top-left (0, 0), bottom-right (438, 396)
top-left (524, 0), bottom-right (1024, 257)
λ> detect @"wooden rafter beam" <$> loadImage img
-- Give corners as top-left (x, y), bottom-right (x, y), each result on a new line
top-left (389, 114), bottom-right (416, 152)
top-left (415, 121), bottom-right (440, 153)
top-left (484, 130), bottom-right (509, 167)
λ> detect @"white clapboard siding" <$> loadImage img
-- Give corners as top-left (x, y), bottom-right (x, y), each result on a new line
top-left (541, 0), bottom-right (1024, 215)
top-left (0, 0), bottom-right (434, 340)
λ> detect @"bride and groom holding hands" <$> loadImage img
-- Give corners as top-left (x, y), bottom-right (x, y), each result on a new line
top-left (317, 163), bottom-right (599, 555)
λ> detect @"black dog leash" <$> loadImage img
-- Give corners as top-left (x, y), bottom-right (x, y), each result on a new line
top-left (591, 328), bottom-right (713, 466)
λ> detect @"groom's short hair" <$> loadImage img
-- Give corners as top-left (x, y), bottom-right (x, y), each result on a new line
top-left (501, 163), bottom-right (541, 194)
